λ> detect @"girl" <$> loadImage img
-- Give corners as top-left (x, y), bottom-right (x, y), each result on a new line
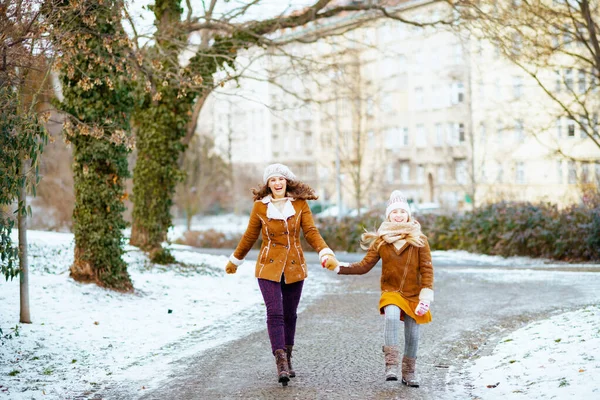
top-left (225, 163), bottom-right (339, 386)
top-left (325, 190), bottom-right (434, 387)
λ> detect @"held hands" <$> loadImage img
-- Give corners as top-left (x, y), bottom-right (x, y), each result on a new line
top-left (414, 301), bottom-right (430, 316)
top-left (321, 255), bottom-right (339, 271)
top-left (225, 261), bottom-right (238, 274)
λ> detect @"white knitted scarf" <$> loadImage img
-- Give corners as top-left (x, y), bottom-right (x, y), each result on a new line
top-left (361, 220), bottom-right (425, 250)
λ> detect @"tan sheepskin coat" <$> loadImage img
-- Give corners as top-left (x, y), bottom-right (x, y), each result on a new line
top-left (231, 196), bottom-right (332, 284)
top-left (338, 239), bottom-right (434, 303)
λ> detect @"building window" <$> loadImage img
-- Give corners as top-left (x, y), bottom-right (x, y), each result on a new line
top-left (513, 75), bottom-right (523, 99)
top-left (455, 159), bottom-right (467, 184)
top-left (417, 165), bottom-right (425, 184)
top-left (496, 119), bottom-right (504, 142)
top-left (582, 162), bottom-right (590, 182)
top-left (402, 128), bottom-right (409, 146)
top-left (415, 87), bottom-right (425, 109)
top-left (438, 165), bottom-right (446, 183)
top-left (555, 70), bottom-right (561, 92)
top-left (556, 117), bottom-right (562, 137)
top-left (557, 160), bottom-right (563, 183)
top-left (568, 161), bottom-right (577, 183)
top-left (416, 124), bottom-right (427, 147)
top-left (565, 68), bottom-right (573, 90)
top-left (567, 118), bottom-right (576, 137)
top-left (595, 162), bottom-right (600, 184)
top-left (515, 161), bottom-right (525, 184)
top-left (578, 69), bottom-right (586, 93)
top-left (580, 116), bottom-right (588, 138)
top-left (386, 164), bottom-right (394, 184)
top-left (367, 130), bottom-right (375, 149)
top-left (515, 119), bottom-right (524, 141)
top-left (479, 122), bottom-right (486, 144)
top-left (401, 163), bottom-right (410, 183)
top-left (458, 123), bottom-right (466, 143)
top-left (452, 82), bottom-right (465, 104)
top-left (454, 42), bottom-right (463, 64)
top-left (435, 123), bottom-right (444, 146)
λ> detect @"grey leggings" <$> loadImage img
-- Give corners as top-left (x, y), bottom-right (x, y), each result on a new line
top-left (383, 304), bottom-right (419, 358)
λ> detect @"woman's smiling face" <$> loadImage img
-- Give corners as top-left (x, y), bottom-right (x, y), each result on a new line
top-left (268, 176), bottom-right (287, 199)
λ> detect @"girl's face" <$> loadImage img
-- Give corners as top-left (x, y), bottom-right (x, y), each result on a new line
top-left (389, 208), bottom-right (409, 223)
top-left (268, 176), bottom-right (287, 199)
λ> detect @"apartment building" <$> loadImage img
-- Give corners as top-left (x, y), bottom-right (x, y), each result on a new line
top-left (200, 0), bottom-right (600, 213)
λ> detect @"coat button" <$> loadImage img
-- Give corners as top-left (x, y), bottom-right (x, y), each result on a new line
top-left (272, 243), bottom-right (276, 247)
top-left (284, 231), bottom-right (288, 235)
top-left (270, 233), bottom-right (274, 237)
top-left (285, 245), bottom-right (289, 249)
top-left (269, 259), bottom-right (274, 263)
top-left (291, 260), bottom-right (295, 264)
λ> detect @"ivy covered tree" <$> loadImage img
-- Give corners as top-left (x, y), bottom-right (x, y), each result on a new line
top-left (129, 0), bottom-right (198, 263)
top-left (51, 0), bottom-right (136, 291)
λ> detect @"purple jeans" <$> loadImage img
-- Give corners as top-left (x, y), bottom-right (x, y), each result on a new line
top-left (257, 277), bottom-right (304, 355)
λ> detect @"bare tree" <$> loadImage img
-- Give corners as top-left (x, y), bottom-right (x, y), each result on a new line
top-left (452, 0), bottom-right (600, 157)
top-left (126, 0), bottom-right (452, 257)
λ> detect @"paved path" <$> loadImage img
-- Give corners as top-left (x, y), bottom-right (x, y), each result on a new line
top-left (134, 253), bottom-right (600, 400)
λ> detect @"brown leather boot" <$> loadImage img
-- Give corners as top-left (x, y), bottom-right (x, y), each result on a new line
top-left (382, 345), bottom-right (399, 381)
top-left (274, 349), bottom-right (290, 386)
top-left (402, 356), bottom-right (419, 387)
top-left (285, 345), bottom-right (296, 378)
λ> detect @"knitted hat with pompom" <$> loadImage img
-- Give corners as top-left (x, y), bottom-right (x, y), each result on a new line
top-left (385, 190), bottom-right (411, 219)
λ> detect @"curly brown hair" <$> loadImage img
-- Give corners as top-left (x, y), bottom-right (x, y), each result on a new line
top-left (252, 179), bottom-right (318, 201)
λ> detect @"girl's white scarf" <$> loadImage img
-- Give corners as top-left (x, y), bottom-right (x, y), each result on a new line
top-left (361, 220), bottom-right (426, 250)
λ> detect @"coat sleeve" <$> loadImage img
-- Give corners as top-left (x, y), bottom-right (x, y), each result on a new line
top-left (338, 246), bottom-right (380, 275)
top-left (231, 202), bottom-right (262, 264)
top-left (418, 238), bottom-right (434, 290)
top-left (299, 200), bottom-right (332, 257)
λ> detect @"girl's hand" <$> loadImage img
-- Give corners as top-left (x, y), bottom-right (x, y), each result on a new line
top-left (414, 301), bottom-right (430, 316)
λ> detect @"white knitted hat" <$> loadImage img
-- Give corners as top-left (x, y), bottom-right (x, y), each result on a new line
top-left (263, 163), bottom-right (297, 184)
top-left (385, 190), bottom-right (411, 219)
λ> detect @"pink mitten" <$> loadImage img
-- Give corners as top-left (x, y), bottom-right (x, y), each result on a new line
top-left (415, 301), bottom-right (430, 316)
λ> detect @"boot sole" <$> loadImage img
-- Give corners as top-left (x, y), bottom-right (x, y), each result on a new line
top-left (402, 378), bottom-right (419, 387)
top-left (385, 376), bottom-right (398, 381)
top-left (279, 375), bottom-right (290, 386)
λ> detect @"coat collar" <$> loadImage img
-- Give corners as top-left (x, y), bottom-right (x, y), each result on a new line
top-left (261, 195), bottom-right (296, 220)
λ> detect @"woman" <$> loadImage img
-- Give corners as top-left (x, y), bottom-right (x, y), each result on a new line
top-left (325, 190), bottom-right (434, 386)
top-left (225, 163), bottom-right (339, 386)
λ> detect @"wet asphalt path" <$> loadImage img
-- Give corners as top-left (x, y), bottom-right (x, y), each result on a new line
top-left (136, 250), bottom-right (600, 400)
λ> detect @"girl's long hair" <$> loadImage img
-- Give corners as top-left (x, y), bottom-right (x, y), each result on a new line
top-left (252, 179), bottom-right (318, 201)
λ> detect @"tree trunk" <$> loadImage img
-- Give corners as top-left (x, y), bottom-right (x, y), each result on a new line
top-left (18, 158), bottom-right (31, 324)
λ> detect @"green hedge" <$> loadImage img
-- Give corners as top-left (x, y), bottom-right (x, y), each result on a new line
top-left (177, 202), bottom-right (600, 262)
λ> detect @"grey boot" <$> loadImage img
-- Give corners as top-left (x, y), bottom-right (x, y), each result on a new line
top-left (402, 356), bottom-right (419, 387)
top-left (285, 345), bottom-right (296, 378)
top-left (274, 349), bottom-right (290, 386)
top-left (382, 345), bottom-right (399, 381)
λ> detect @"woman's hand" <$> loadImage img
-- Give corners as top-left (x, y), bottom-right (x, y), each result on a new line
top-left (225, 261), bottom-right (238, 274)
top-left (321, 255), bottom-right (339, 271)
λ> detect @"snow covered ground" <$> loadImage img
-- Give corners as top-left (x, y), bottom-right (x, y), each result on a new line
top-left (1, 219), bottom-right (599, 399)
top-left (0, 229), bottom-right (335, 399)
top-left (465, 306), bottom-right (600, 399)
